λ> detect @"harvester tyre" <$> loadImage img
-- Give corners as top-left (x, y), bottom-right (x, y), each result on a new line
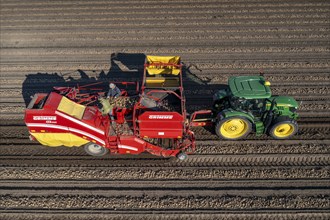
top-left (176, 152), bottom-right (188, 161)
top-left (84, 143), bottom-right (109, 156)
top-left (216, 116), bottom-right (252, 140)
top-left (269, 119), bottom-right (298, 139)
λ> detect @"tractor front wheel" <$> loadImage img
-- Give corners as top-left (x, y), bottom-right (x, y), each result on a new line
top-left (269, 119), bottom-right (298, 139)
top-left (216, 117), bottom-right (252, 140)
top-left (84, 143), bottom-right (109, 156)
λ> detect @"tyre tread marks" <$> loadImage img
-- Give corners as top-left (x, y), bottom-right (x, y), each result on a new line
top-left (1, 155), bottom-right (329, 167)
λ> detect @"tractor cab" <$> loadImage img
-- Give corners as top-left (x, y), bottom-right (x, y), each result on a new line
top-left (214, 76), bottom-right (272, 116)
top-left (212, 77), bottom-right (263, 118)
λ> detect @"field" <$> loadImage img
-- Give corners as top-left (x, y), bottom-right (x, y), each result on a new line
top-left (0, 0), bottom-right (329, 219)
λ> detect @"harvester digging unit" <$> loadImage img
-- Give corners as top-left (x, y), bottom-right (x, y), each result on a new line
top-left (25, 55), bottom-right (299, 160)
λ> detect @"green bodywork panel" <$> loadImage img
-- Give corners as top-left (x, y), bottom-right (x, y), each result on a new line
top-left (269, 96), bottom-right (299, 108)
top-left (229, 76), bottom-right (271, 99)
top-left (254, 121), bottom-right (265, 135)
top-left (218, 109), bottom-right (254, 123)
top-left (267, 96), bottom-right (299, 120)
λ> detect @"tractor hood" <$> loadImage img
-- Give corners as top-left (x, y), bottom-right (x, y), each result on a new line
top-left (229, 76), bottom-right (271, 99)
top-left (270, 96), bottom-right (299, 108)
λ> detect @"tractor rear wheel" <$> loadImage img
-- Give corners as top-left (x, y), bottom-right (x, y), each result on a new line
top-left (216, 117), bottom-right (252, 140)
top-left (269, 119), bottom-right (298, 139)
top-left (84, 143), bottom-right (109, 156)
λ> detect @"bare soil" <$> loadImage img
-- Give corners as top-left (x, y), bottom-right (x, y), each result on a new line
top-left (0, 0), bottom-right (329, 219)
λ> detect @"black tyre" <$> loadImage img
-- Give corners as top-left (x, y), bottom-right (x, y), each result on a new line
top-left (215, 116), bottom-right (252, 140)
top-left (84, 143), bottom-right (109, 156)
top-left (269, 119), bottom-right (298, 139)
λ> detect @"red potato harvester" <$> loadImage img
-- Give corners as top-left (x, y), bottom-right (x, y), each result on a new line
top-left (25, 56), bottom-right (195, 160)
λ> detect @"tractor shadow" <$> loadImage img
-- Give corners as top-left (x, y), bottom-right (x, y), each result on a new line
top-left (181, 62), bottom-right (228, 135)
top-left (22, 52), bottom-right (226, 136)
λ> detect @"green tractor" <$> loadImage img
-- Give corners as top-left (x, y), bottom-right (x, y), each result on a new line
top-left (210, 75), bottom-right (299, 140)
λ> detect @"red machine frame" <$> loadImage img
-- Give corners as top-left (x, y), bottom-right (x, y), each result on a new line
top-left (25, 57), bottom-right (196, 159)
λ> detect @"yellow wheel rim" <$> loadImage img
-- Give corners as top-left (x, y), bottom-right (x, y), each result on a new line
top-left (220, 119), bottom-right (249, 139)
top-left (273, 123), bottom-right (294, 137)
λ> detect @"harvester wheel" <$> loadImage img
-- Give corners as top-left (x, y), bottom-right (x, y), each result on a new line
top-left (269, 119), bottom-right (298, 139)
top-left (176, 152), bottom-right (188, 161)
top-left (84, 143), bottom-right (109, 156)
top-left (216, 117), bottom-right (252, 140)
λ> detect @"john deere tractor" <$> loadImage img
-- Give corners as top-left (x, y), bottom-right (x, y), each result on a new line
top-left (212, 76), bottom-right (299, 140)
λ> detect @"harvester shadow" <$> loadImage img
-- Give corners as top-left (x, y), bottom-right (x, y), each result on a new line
top-left (22, 53), bottom-right (146, 107)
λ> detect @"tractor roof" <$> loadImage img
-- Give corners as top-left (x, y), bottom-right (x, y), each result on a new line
top-left (229, 76), bottom-right (271, 99)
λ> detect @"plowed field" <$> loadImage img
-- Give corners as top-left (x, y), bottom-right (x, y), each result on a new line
top-left (0, 0), bottom-right (329, 219)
